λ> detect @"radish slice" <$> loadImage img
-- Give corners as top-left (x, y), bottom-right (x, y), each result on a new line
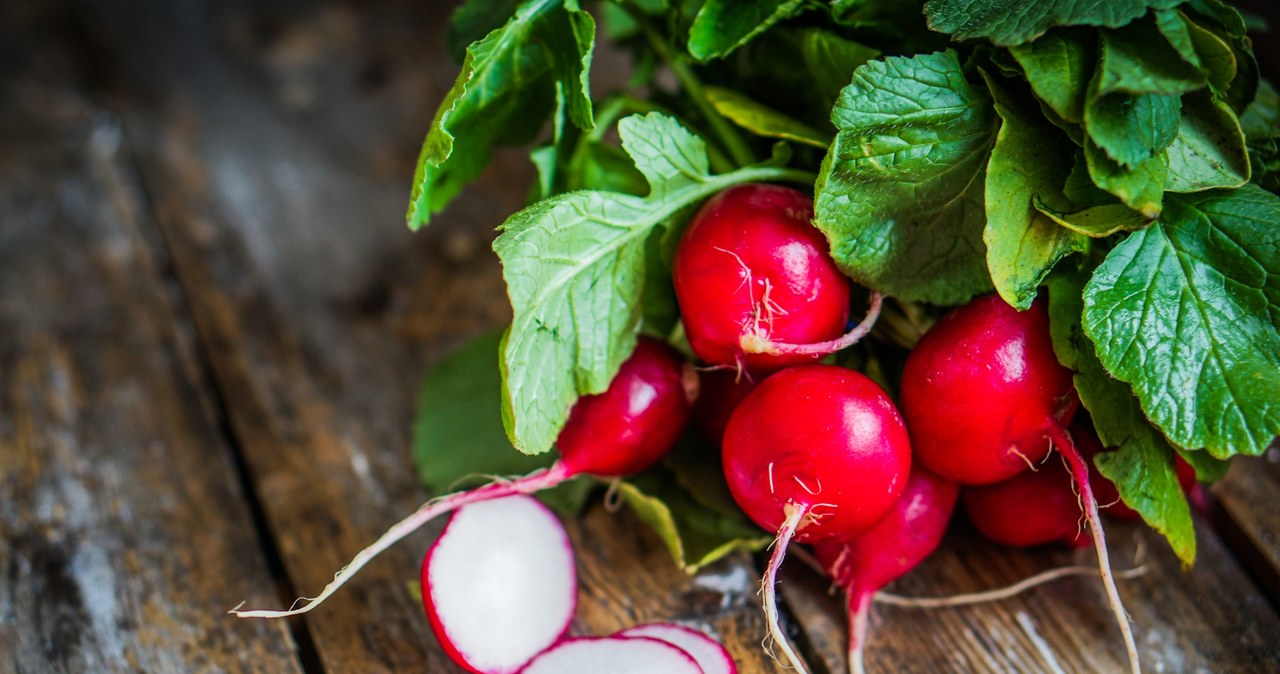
top-left (519, 637), bottom-right (704, 674)
top-left (618, 623), bottom-right (736, 674)
top-left (422, 495), bottom-right (576, 674)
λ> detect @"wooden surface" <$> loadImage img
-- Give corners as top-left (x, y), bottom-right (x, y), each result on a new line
top-left (1, 0), bottom-right (1277, 672)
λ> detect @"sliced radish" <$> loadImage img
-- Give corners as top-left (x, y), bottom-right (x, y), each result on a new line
top-left (421, 495), bottom-right (576, 674)
top-left (618, 623), bottom-right (736, 674)
top-left (519, 636), bottom-right (704, 674)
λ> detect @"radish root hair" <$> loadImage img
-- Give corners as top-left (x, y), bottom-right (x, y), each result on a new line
top-left (876, 564), bottom-right (1149, 608)
top-left (741, 292), bottom-right (883, 357)
top-left (229, 462), bottom-right (572, 619)
top-left (761, 502), bottom-right (811, 673)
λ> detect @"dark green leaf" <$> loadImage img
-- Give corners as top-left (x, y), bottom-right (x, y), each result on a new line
top-left (923, 0), bottom-right (1180, 47)
top-left (1084, 139), bottom-right (1166, 217)
top-left (1084, 91), bottom-right (1181, 168)
top-left (496, 113), bottom-right (813, 454)
top-left (407, 0), bottom-right (595, 229)
top-left (800, 30), bottom-right (881, 108)
top-left (413, 331), bottom-right (592, 513)
top-left (981, 71), bottom-right (1087, 310)
top-left (446, 0), bottom-right (524, 62)
top-left (1082, 186), bottom-right (1280, 459)
top-left (1163, 92), bottom-right (1250, 193)
top-left (1035, 199), bottom-right (1153, 237)
top-left (1241, 81), bottom-right (1280, 190)
top-left (1008, 29), bottom-right (1093, 123)
top-left (705, 86), bottom-right (832, 147)
top-left (688, 0), bottom-right (807, 61)
top-left (1095, 17), bottom-right (1206, 96)
top-left (1047, 271), bottom-right (1196, 566)
top-left (1063, 152), bottom-right (1117, 207)
top-left (815, 51), bottom-right (997, 305)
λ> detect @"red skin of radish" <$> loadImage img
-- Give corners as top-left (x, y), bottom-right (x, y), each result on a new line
top-left (618, 623), bottom-right (737, 674)
top-left (557, 337), bottom-right (696, 476)
top-left (900, 295), bottom-right (1079, 486)
top-left (694, 369), bottom-right (760, 444)
top-left (962, 454), bottom-right (1089, 548)
top-left (723, 365), bottom-right (913, 543)
top-left (1075, 422), bottom-right (1197, 521)
top-left (812, 466), bottom-right (959, 674)
top-left (673, 184), bottom-right (851, 372)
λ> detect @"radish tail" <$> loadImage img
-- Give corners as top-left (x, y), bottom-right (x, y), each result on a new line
top-left (847, 589), bottom-right (873, 674)
top-left (742, 293), bottom-right (883, 357)
top-left (762, 502), bottom-right (810, 673)
top-left (229, 462), bottom-right (573, 619)
top-left (1052, 426), bottom-right (1140, 674)
top-left (876, 564), bottom-right (1148, 608)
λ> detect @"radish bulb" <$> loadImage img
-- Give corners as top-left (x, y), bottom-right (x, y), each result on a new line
top-left (231, 336), bottom-right (693, 619)
top-left (518, 637), bottom-right (704, 674)
top-left (422, 495), bottom-right (575, 674)
top-left (813, 466), bottom-right (958, 674)
top-left (673, 184), bottom-right (880, 372)
top-left (619, 623), bottom-right (736, 674)
top-left (722, 365), bottom-right (912, 673)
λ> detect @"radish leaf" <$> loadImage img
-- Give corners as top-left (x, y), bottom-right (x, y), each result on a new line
top-left (688, 0), bottom-right (807, 61)
top-left (924, 0), bottom-right (1180, 47)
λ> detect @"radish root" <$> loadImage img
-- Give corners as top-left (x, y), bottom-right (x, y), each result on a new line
top-left (741, 293), bottom-right (883, 357)
top-left (1051, 425), bottom-right (1141, 674)
top-left (847, 589), bottom-right (873, 674)
top-left (761, 502), bottom-right (810, 673)
top-left (229, 462), bottom-right (573, 619)
top-left (876, 564), bottom-right (1149, 608)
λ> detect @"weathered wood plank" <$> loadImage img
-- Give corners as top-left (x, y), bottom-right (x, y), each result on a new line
top-left (0, 5), bottom-right (303, 672)
top-left (1214, 454), bottom-right (1280, 603)
top-left (77, 0), bottom-right (797, 671)
top-left (783, 517), bottom-right (1280, 673)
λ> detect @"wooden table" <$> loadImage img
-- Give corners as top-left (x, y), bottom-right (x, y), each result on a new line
top-left (2, 1), bottom-right (1278, 671)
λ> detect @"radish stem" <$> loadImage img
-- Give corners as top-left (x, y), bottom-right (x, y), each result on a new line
top-left (847, 589), bottom-right (873, 674)
top-left (762, 502), bottom-right (810, 674)
top-left (742, 293), bottom-right (883, 357)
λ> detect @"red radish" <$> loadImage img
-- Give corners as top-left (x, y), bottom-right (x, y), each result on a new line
top-left (962, 455), bottom-right (1089, 548)
top-left (672, 184), bottom-right (880, 372)
top-left (619, 623), bottom-right (736, 674)
top-left (693, 369), bottom-right (759, 443)
top-left (231, 336), bottom-right (693, 619)
top-left (813, 466), bottom-right (958, 674)
top-left (421, 495), bottom-right (575, 674)
top-left (518, 637), bottom-right (704, 674)
top-left (900, 295), bottom-right (1078, 485)
top-left (722, 365), bottom-right (912, 673)
top-left (898, 294), bottom-right (1138, 674)
top-left (1075, 422), bottom-right (1197, 521)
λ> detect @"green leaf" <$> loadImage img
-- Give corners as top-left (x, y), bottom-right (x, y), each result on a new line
top-left (1047, 270), bottom-right (1196, 566)
top-left (801, 30), bottom-right (881, 104)
top-left (1241, 81), bottom-right (1280, 190)
top-left (981, 71), bottom-right (1087, 310)
top-left (1084, 139), bottom-right (1166, 218)
top-left (412, 331), bottom-right (592, 513)
top-left (1084, 91), bottom-right (1181, 168)
top-left (446, 0), bottom-right (524, 62)
top-left (1008, 29), bottom-right (1093, 123)
top-left (1034, 199), bottom-right (1154, 238)
top-left (620, 468), bottom-right (772, 573)
top-left (705, 86), bottom-right (831, 148)
top-left (923, 0), bottom-right (1180, 47)
top-left (1095, 17), bottom-right (1206, 96)
top-left (814, 51), bottom-right (997, 305)
top-left (1063, 152), bottom-right (1116, 207)
top-left (495, 112), bottom-right (813, 454)
top-left (1163, 92), bottom-right (1250, 193)
top-left (1082, 186), bottom-right (1280, 459)
top-left (688, 0), bottom-right (807, 61)
top-left (407, 0), bottom-right (595, 229)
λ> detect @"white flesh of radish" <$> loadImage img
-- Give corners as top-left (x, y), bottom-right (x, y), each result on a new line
top-left (424, 495), bottom-right (575, 674)
top-left (519, 636), bottom-right (704, 674)
top-left (619, 623), bottom-right (736, 674)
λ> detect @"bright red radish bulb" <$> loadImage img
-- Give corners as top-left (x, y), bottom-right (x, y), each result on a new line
top-left (673, 184), bottom-right (878, 372)
top-left (421, 495), bottom-right (575, 674)
top-left (230, 336), bottom-right (693, 619)
top-left (518, 637), bottom-right (703, 674)
top-left (900, 294), bottom-right (1078, 486)
top-left (962, 456), bottom-right (1089, 548)
top-left (722, 364), bottom-right (912, 673)
top-left (813, 466), bottom-right (958, 674)
top-left (619, 623), bottom-right (736, 674)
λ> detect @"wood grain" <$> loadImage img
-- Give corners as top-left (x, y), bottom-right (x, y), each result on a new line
top-left (1214, 454), bottom-right (1280, 604)
top-left (0, 5), bottom-right (302, 672)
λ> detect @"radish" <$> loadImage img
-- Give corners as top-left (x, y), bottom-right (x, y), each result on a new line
top-left (231, 336), bottom-right (694, 618)
top-left (693, 369), bottom-right (758, 444)
top-left (898, 294), bottom-right (1139, 674)
top-left (812, 466), bottom-right (958, 674)
top-left (618, 623), bottom-right (736, 674)
top-left (672, 184), bottom-right (881, 372)
top-left (1075, 421), bottom-right (1197, 521)
top-left (421, 495), bottom-right (575, 674)
top-left (962, 454), bottom-right (1089, 548)
top-left (722, 364), bottom-right (912, 673)
top-left (518, 636), bottom-right (704, 674)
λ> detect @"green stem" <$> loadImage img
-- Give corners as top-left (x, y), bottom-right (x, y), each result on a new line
top-left (620, 2), bottom-right (756, 168)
